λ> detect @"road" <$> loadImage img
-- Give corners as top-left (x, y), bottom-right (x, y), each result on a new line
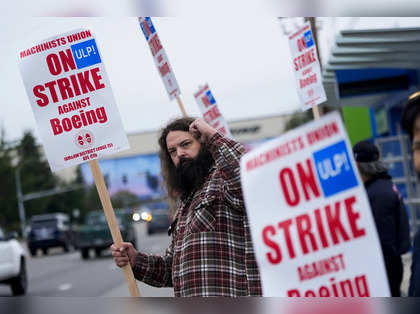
top-left (0, 223), bottom-right (174, 297)
top-left (0, 221), bottom-right (414, 297)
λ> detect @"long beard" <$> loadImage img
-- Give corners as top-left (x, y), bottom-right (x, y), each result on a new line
top-left (172, 146), bottom-right (214, 197)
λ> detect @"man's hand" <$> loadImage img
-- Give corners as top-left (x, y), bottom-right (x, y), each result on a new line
top-left (189, 118), bottom-right (218, 143)
top-left (110, 242), bottom-right (137, 268)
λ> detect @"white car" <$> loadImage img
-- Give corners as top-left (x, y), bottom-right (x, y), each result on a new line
top-left (0, 227), bottom-right (27, 296)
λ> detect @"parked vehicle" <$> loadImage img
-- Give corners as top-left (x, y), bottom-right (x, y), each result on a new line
top-left (76, 209), bottom-right (137, 260)
top-left (0, 227), bottom-right (27, 296)
top-left (27, 213), bottom-right (74, 256)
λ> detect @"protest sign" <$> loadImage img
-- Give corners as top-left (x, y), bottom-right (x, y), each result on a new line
top-left (288, 22), bottom-right (327, 112)
top-left (241, 112), bottom-right (390, 297)
top-left (18, 29), bottom-right (129, 172)
top-left (138, 17), bottom-right (180, 101)
top-left (18, 29), bottom-right (139, 297)
top-left (194, 84), bottom-right (232, 138)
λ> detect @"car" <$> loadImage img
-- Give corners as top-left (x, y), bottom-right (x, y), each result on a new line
top-left (27, 213), bottom-right (74, 256)
top-left (140, 202), bottom-right (171, 235)
top-left (76, 209), bottom-right (137, 260)
top-left (0, 227), bottom-right (27, 296)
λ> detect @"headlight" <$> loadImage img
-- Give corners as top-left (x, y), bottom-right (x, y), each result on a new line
top-left (132, 213), bottom-right (141, 222)
top-left (141, 212), bottom-right (152, 222)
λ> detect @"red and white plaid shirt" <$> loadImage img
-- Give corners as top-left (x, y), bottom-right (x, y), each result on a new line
top-left (133, 132), bottom-right (262, 296)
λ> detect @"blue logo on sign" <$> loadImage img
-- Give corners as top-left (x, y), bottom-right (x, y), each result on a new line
top-left (304, 30), bottom-right (314, 48)
top-left (140, 17), bottom-right (156, 41)
top-left (71, 39), bottom-right (101, 69)
top-left (205, 90), bottom-right (216, 105)
top-left (312, 140), bottom-right (358, 197)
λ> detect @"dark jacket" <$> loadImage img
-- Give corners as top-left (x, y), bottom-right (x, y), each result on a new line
top-left (364, 173), bottom-right (401, 258)
top-left (409, 230), bottom-right (420, 296)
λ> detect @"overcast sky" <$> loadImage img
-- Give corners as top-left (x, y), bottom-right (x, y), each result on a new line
top-left (1, 17), bottom-right (420, 143)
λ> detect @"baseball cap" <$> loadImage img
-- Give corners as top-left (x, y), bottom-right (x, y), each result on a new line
top-left (353, 140), bottom-right (380, 162)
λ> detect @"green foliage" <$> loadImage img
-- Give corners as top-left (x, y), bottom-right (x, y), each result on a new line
top-left (17, 131), bottom-right (58, 218)
top-left (111, 190), bottom-right (140, 209)
top-left (0, 128), bottom-right (17, 231)
top-left (0, 130), bottom-right (94, 231)
top-left (284, 110), bottom-right (314, 131)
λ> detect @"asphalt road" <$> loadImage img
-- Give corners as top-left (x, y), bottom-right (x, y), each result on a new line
top-left (0, 221), bottom-right (413, 297)
top-left (0, 223), bottom-right (173, 297)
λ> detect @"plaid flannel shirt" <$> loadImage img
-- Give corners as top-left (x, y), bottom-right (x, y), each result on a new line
top-left (133, 132), bottom-right (262, 296)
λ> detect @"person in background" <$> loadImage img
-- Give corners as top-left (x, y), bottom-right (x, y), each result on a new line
top-left (353, 140), bottom-right (410, 296)
top-left (401, 91), bottom-right (420, 297)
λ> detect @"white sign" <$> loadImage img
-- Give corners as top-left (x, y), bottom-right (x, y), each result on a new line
top-left (18, 29), bottom-right (130, 172)
top-left (240, 112), bottom-right (390, 297)
top-left (194, 84), bottom-right (232, 138)
top-left (139, 17), bottom-right (180, 100)
top-left (288, 22), bottom-right (327, 111)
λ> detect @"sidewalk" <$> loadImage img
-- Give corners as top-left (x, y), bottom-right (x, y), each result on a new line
top-left (101, 281), bottom-right (174, 297)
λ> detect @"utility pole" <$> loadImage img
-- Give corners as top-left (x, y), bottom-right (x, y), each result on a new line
top-left (15, 167), bottom-right (26, 239)
top-left (15, 163), bottom-right (87, 238)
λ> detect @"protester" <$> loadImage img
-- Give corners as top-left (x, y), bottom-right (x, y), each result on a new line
top-left (353, 140), bottom-right (410, 296)
top-left (401, 91), bottom-right (420, 297)
top-left (110, 117), bottom-right (262, 297)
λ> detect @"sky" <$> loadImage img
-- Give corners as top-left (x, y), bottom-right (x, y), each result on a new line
top-left (2, 17), bottom-right (420, 143)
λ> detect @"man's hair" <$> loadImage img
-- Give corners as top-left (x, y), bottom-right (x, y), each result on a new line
top-left (401, 92), bottom-right (420, 141)
top-left (158, 117), bottom-right (196, 197)
top-left (357, 160), bottom-right (388, 178)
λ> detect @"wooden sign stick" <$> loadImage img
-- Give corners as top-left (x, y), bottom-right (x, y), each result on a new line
top-left (312, 105), bottom-right (320, 120)
top-left (89, 159), bottom-right (140, 297)
top-left (176, 96), bottom-right (188, 117)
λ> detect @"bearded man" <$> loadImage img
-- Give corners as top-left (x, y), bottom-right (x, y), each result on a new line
top-left (110, 117), bottom-right (262, 297)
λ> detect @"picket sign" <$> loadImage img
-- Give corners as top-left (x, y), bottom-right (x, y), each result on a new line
top-left (194, 84), bottom-right (232, 138)
top-left (288, 21), bottom-right (326, 117)
top-left (240, 112), bottom-right (390, 297)
top-left (18, 28), bottom-right (139, 297)
top-left (137, 17), bottom-right (188, 117)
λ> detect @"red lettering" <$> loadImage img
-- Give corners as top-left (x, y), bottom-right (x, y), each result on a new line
top-left (278, 219), bottom-right (295, 259)
top-left (345, 196), bottom-right (366, 238)
top-left (50, 118), bottom-right (63, 135)
top-left (90, 67), bottom-right (105, 90)
top-left (279, 168), bottom-right (300, 206)
top-left (203, 106), bottom-right (221, 123)
top-left (46, 53), bottom-right (62, 75)
top-left (314, 208), bottom-right (329, 248)
top-left (149, 35), bottom-right (163, 56)
top-left (297, 158), bottom-right (321, 201)
top-left (262, 225), bottom-right (282, 264)
top-left (33, 85), bottom-right (49, 107)
top-left (325, 202), bottom-right (350, 245)
top-left (58, 49), bottom-right (76, 73)
top-left (57, 78), bottom-right (74, 100)
top-left (44, 81), bottom-right (59, 103)
top-left (159, 62), bottom-right (170, 76)
top-left (287, 289), bottom-right (300, 297)
top-left (77, 70), bottom-right (96, 93)
top-left (296, 214), bottom-right (318, 254)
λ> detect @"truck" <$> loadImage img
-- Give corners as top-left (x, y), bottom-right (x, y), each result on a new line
top-left (75, 209), bottom-right (137, 260)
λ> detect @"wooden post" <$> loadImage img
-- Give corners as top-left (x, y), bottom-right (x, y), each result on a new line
top-left (89, 159), bottom-right (140, 297)
top-left (176, 96), bottom-right (188, 117)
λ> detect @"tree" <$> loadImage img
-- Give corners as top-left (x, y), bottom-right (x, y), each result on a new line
top-left (0, 128), bottom-right (17, 231)
top-left (111, 190), bottom-right (140, 209)
top-left (284, 110), bottom-right (314, 131)
top-left (16, 131), bottom-right (58, 219)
